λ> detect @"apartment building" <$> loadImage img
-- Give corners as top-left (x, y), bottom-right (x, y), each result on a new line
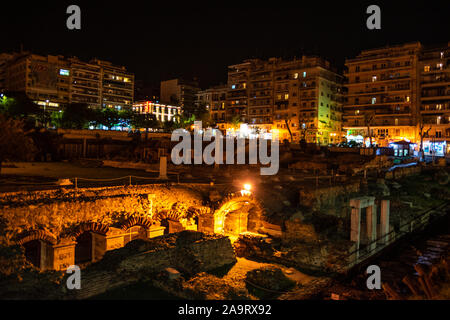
top-left (0, 53), bottom-right (15, 91)
top-left (196, 85), bottom-right (228, 130)
top-left (133, 100), bottom-right (181, 122)
top-left (2, 52), bottom-right (134, 111)
top-left (93, 59), bottom-right (134, 110)
top-left (419, 43), bottom-right (450, 156)
top-left (160, 78), bottom-right (200, 114)
top-left (226, 56), bottom-right (344, 143)
top-left (343, 42), bottom-right (422, 147)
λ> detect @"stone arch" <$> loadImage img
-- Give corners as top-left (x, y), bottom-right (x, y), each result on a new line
top-left (213, 194), bottom-right (264, 236)
top-left (154, 209), bottom-right (186, 234)
top-left (71, 222), bottom-right (109, 265)
top-left (16, 230), bottom-right (57, 269)
top-left (120, 216), bottom-right (153, 245)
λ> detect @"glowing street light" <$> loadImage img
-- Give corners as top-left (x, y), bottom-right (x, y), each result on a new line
top-left (241, 183), bottom-right (252, 196)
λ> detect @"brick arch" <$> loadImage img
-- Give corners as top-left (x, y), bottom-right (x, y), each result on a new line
top-left (120, 216), bottom-right (153, 231)
top-left (186, 206), bottom-right (211, 219)
top-left (16, 229), bottom-right (57, 245)
top-left (71, 222), bottom-right (110, 238)
top-left (213, 193), bottom-right (264, 235)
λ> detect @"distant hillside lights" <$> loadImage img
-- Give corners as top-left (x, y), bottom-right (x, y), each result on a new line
top-left (171, 121), bottom-right (279, 175)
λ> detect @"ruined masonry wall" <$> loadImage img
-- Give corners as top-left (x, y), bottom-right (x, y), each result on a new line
top-left (0, 184), bottom-right (205, 245)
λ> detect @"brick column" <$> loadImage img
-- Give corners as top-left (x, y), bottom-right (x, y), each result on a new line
top-left (380, 200), bottom-right (390, 244)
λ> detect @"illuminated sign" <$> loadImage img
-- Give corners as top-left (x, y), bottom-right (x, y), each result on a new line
top-left (59, 69), bottom-right (70, 76)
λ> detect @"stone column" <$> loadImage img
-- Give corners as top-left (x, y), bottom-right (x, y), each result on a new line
top-left (366, 204), bottom-right (377, 252)
top-left (380, 200), bottom-right (390, 244)
top-left (159, 156), bottom-right (168, 180)
top-left (350, 200), bottom-right (362, 256)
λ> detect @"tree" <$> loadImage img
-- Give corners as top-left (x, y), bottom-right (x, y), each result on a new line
top-left (283, 116), bottom-right (294, 142)
top-left (173, 112), bottom-right (195, 130)
top-left (0, 91), bottom-right (40, 119)
top-left (230, 114), bottom-right (242, 130)
top-left (0, 115), bottom-right (36, 175)
top-left (363, 111), bottom-right (375, 147)
top-left (60, 103), bottom-right (92, 129)
top-left (418, 115), bottom-right (432, 161)
top-left (97, 108), bottom-right (121, 130)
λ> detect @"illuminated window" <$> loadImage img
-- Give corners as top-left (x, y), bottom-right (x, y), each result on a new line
top-left (372, 97), bottom-right (376, 104)
top-left (284, 94), bottom-right (289, 100)
top-left (437, 63), bottom-right (443, 70)
top-left (424, 65), bottom-right (430, 72)
top-left (243, 83), bottom-right (247, 89)
top-left (406, 96), bottom-right (410, 102)
top-left (355, 110), bottom-right (360, 115)
top-left (294, 73), bottom-right (298, 79)
top-left (372, 75), bottom-right (377, 82)
top-left (59, 69), bottom-right (70, 76)
top-left (303, 72), bottom-right (307, 78)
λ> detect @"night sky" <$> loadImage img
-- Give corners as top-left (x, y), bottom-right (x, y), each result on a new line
top-left (1, 1), bottom-right (449, 89)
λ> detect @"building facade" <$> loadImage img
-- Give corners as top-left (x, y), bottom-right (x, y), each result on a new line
top-left (226, 56), bottom-right (344, 143)
top-left (2, 52), bottom-right (134, 111)
top-left (196, 85), bottom-right (228, 130)
top-left (133, 100), bottom-right (181, 122)
top-left (160, 78), bottom-right (200, 114)
top-left (343, 42), bottom-right (422, 147)
top-left (419, 43), bottom-right (450, 156)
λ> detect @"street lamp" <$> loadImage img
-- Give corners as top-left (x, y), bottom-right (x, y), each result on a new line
top-left (241, 183), bottom-right (252, 196)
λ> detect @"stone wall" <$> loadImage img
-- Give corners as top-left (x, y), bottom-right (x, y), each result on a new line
top-left (298, 181), bottom-right (361, 213)
top-left (66, 231), bottom-right (236, 299)
top-left (0, 184), bottom-right (206, 245)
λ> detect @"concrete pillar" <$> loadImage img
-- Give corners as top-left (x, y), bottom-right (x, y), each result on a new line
top-left (366, 204), bottom-right (377, 252)
top-left (159, 156), bottom-right (168, 180)
top-left (51, 240), bottom-right (76, 271)
top-left (91, 233), bottom-right (107, 262)
top-left (350, 202), bottom-right (361, 254)
top-left (83, 138), bottom-right (87, 158)
top-left (380, 200), bottom-right (390, 244)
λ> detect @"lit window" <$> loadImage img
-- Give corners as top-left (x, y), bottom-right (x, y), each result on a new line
top-left (372, 75), bottom-right (377, 82)
top-left (406, 96), bottom-right (410, 102)
top-left (372, 97), bottom-right (376, 104)
top-left (437, 63), bottom-right (443, 70)
top-left (294, 73), bottom-right (298, 79)
top-left (424, 65), bottom-right (430, 72)
top-left (303, 72), bottom-right (307, 78)
top-left (355, 110), bottom-right (360, 115)
top-left (231, 84), bottom-right (236, 89)
top-left (284, 94), bottom-right (289, 100)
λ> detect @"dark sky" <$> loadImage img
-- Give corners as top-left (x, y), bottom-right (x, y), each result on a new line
top-left (1, 1), bottom-right (449, 89)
